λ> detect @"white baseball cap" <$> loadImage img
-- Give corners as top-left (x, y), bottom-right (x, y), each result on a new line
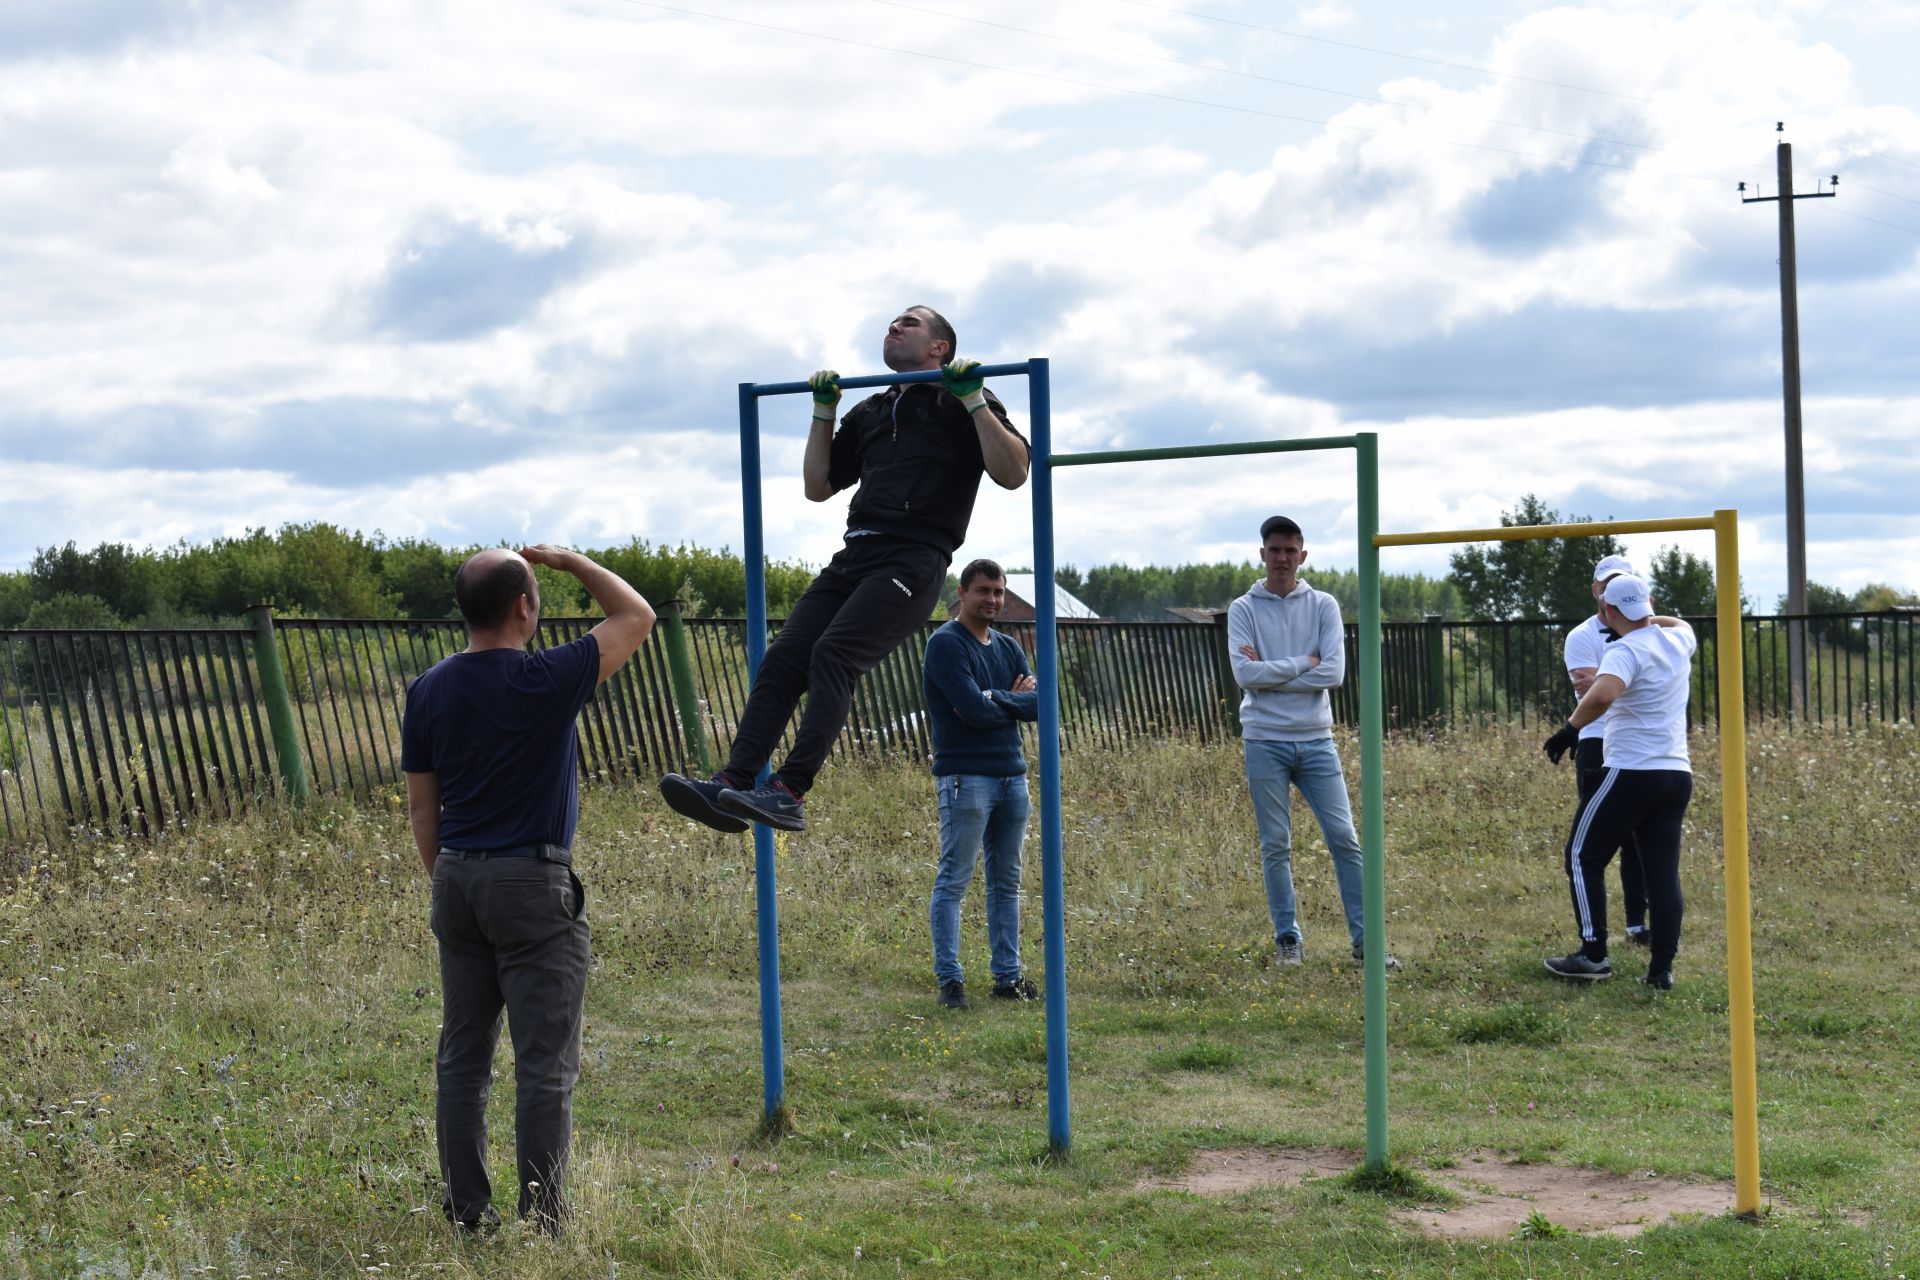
top-left (1601, 573), bottom-right (1654, 620)
top-left (1593, 554), bottom-right (1636, 583)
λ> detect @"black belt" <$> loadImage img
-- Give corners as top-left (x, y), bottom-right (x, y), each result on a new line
top-left (440, 843), bottom-right (572, 866)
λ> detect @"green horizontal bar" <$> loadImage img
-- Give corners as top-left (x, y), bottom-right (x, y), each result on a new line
top-left (1051, 435), bottom-right (1359, 467)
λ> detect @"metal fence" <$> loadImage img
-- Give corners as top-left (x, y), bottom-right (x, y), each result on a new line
top-left (5, 608), bottom-right (1915, 860)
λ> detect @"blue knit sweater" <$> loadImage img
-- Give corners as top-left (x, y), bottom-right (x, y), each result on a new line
top-left (921, 620), bottom-right (1037, 777)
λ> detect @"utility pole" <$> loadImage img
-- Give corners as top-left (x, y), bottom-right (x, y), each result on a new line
top-left (1741, 123), bottom-right (1835, 713)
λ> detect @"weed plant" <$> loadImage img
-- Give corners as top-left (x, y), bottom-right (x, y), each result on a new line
top-left (1, 721), bottom-right (1915, 1277)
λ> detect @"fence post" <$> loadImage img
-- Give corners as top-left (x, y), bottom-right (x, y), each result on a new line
top-left (1210, 610), bottom-right (1241, 736)
top-left (1424, 614), bottom-right (1446, 727)
top-left (245, 605), bottom-right (310, 804)
top-left (657, 600), bottom-right (713, 775)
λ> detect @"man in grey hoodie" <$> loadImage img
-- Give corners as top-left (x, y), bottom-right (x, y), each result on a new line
top-left (1228, 516), bottom-right (1394, 970)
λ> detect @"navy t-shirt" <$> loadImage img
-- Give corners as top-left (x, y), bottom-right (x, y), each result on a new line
top-left (400, 635), bottom-right (600, 851)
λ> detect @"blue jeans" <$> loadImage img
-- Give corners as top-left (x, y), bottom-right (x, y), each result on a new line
top-left (930, 774), bottom-right (1030, 986)
top-left (1244, 737), bottom-right (1366, 950)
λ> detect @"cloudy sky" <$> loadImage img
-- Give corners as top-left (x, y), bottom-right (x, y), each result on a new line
top-left (3, 0), bottom-right (1917, 607)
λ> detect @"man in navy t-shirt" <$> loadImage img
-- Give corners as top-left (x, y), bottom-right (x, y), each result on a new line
top-left (921, 558), bottom-right (1041, 1010)
top-left (402, 545), bottom-right (653, 1233)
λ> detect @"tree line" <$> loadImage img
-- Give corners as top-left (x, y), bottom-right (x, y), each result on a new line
top-left (1, 500), bottom-right (1910, 630)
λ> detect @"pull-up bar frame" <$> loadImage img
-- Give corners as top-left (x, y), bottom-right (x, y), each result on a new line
top-left (1374, 510), bottom-right (1761, 1216)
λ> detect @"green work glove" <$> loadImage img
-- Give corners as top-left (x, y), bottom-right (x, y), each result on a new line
top-left (941, 357), bottom-right (987, 413)
top-left (808, 369), bottom-right (841, 420)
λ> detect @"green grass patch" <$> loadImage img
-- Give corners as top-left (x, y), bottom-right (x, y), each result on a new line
top-left (1, 723), bottom-right (1915, 1277)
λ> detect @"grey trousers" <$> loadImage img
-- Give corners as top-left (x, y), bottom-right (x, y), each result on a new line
top-left (429, 851), bottom-right (590, 1229)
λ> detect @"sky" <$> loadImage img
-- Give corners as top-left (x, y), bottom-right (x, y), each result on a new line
top-left (2, 0), bottom-right (1917, 609)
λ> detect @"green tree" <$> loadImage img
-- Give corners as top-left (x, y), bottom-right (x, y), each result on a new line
top-left (28, 541), bottom-right (158, 619)
top-left (376, 538), bottom-right (465, 619)
top-left (22, 592), bottom-right (122, 629)
top-left (0, 573), bottom-right (30, 628)
top-left (1446, 495), bottom-right (1627, 620)
top-left (1646, 546), bottom-right (1718, 617)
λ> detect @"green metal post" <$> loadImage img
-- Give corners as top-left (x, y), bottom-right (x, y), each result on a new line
top-left (1355, 434), bottom-right (1389, 1171)
top-left (1424, 614), bottom-right (1446, 726)
top-left (245, 604), bottom-right (309, 804)
top-left (657, 600), bottom-right (713, 775)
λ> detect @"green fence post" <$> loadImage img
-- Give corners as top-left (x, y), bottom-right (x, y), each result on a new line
top-left (245, 604), bottom-right (309, 804)
top-left (1424, 614), bottom-right (1446, 726)
top-left (1210, 609), bottom-right (1241, 737)
top-left (657, 600), bottom-right (713, 775)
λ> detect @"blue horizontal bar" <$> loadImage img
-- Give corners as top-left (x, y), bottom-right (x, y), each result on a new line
top-left (751, 361), bottom-right (1033, 398)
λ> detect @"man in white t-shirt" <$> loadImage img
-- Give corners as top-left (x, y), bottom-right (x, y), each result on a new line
top-left (1559, 554), bottom-right (1648, 947)
top-left (1541, 574), bottom-right (1695, 990)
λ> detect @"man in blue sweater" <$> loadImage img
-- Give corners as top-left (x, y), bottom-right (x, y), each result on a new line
top-left (921, 558), bottom-right (1041, 1010)
top-left (1228, 516), bottom-right (1395, 971)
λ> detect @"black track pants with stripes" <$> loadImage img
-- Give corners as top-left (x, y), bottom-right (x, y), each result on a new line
top-left (1564, 767), bottom-right (1692, 971)
top-left (1575, 738), bottom-right (1646, 929)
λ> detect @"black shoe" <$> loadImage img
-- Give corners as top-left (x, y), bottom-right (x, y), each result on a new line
top-left (1642, 969), bottom-right (1674, 991)
top-left (445, 1204), bottom-right (501, 1237)
top-left (659, 773), bottom-right (749, 833)
top-left (990, 977), bottom-right (1040, 1001)
top-left (1626, 927), bottom-right (1651, 948)
top-left (938, 980), bottom-right (970, 1010)
top-left (1351, 943), bottom-right (1402, 972)
top-left (1544, 951), bottom-right (1612, 981)
top-left (717, 780), bottom-right (807, 832)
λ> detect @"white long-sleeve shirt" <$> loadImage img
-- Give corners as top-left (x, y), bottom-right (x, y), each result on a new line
top-left (1226, 579), bottom-right (1345, 741)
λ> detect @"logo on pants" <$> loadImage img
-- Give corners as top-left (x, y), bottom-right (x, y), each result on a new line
top-left (891, 577), bottom-right (912, 596)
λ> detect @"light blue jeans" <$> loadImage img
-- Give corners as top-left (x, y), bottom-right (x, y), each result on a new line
top-left (930, 774), bottom-right (1030, 986)
top-left (1244, 737), bottom-right (1366, 950)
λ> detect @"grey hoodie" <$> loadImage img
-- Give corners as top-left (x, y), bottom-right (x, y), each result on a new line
top-left (1226, 578), bottom-right (1345, 741)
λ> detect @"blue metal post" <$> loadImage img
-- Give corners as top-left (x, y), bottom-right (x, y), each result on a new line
top-left (739, 381), bottom-right (785, 1126)
top-left (1028, 359), bottom-right (1071, 1154)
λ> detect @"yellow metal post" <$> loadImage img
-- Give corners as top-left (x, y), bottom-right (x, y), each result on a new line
top-left (1375, 510), bottom-right (1763, 1217)
top-left (1716, 510), bottom-right (1762, 1216)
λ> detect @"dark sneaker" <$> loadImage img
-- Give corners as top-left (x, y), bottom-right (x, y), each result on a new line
top-left (1625, 927), bottom-right (1651, 948)
top-left (445, 1203), bottom-right (501, 1237)
top-left (990, 977), bottom-right (1040, 1001)
top-left (1544, 952), bottom-right (1612, 981)
top-left (1351, 943), bottom-right (1401, 972)
top-left (717, 780), bottom-right (807, 832)
top-left (1641, 969), bottom-right (1674, 991)
top-left (1276, 936), bottom-right (1305, 966)
top-left (938, 980), bottom-right (970, 1010)
top-left (659, 773), bottom-right (749, 834)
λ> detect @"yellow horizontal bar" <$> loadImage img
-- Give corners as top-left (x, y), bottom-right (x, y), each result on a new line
top-left (1374, 515), bottom-right (1716, 547)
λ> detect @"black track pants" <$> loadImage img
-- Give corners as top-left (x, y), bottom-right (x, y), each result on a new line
top-left (724, 535), bottom-right (946, 795)
top-left (1575, 738), bottom-right (1646, 928)
top-left (1564, 767), bottom-right (1691, 970)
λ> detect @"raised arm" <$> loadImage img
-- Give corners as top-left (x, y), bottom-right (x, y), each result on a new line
top-left (521, 545), bottom-right (654, 684)
top-left (802, 370), bottom-right (841, 503)
top-left (943, 360), bottom-right (1029, 490)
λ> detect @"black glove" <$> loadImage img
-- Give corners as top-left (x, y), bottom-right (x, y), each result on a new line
top-left (1543, 721), bottom-right (1580, 765)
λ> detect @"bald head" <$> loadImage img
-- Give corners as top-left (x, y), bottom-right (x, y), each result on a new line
top-left (455, 549), bottom-right (536, 630)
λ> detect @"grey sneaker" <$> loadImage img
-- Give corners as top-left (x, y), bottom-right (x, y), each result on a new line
top-left (989, 977), bottom-right (1040, 1001)
top-left (938, 980), bottom-right (970, 1010)
top-left (659, 773), bottom-right (749, 834)
top-left (1544, 951), bottom-right (1613, 981)
top-left (1351, 943), bottom-right (1401, 972)
top-left (717, 779), bottom-right (807, 832)
top-left (1276, 936), bottom-right (1305, 966)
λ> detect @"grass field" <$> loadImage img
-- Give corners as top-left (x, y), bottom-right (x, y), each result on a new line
top-left (2, 722), bottom-right (1915, 1278)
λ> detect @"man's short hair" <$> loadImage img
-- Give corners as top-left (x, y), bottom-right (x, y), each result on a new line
top-left (1260, 515), bottom-right (1305, 544)
top-left (454, 552), bottom-right (534, 630)
top-left (959, 557), bottom-right (1005, 591)
top-left (909, 304), bottom-right (957, 363)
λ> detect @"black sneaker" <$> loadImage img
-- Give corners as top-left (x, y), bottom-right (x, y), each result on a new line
top-left (1641, 969), bottom-right (1674, 991)
top-left (717, 780), bottom-right (807, 832)
top-left (659, 773), bottom-right (749, 833)
top-left (938, 980), bottom-right (970, 1010)
top-left (1351, 943), bottom-right (1402, 972)
top-left (1544, 951), bottom-right (1613, 981)
top-left (1625, 927), bottom-right (1651, 948)
top-left (444, 1203), bottom-right (501, 1237)
top-left (990, 977), bottom-right (1040, 1001)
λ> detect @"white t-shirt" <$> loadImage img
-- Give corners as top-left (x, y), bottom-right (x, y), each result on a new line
top-left (1563, 615), bottom-right (1616, 742)
top-left (1597, 621), bottom-right (1697, 772)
